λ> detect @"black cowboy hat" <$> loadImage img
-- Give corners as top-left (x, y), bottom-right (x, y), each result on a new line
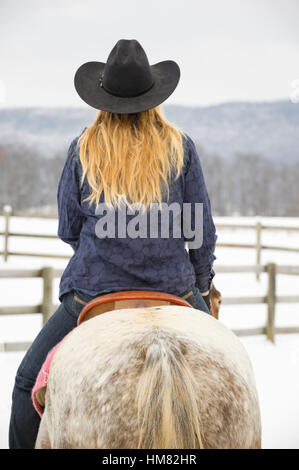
top-left (74, 39), bottom-right (180, 114)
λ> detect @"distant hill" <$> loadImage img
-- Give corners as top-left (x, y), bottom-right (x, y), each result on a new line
top-left (0, 100), bottom-right (298, 162)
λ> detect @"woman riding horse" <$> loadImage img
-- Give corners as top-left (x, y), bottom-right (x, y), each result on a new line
top-left (9, 39), bottom-right (218, 448)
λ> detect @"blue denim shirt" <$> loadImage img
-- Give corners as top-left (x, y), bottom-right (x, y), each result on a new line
top-left (57, 128), bottom-right (217, 301)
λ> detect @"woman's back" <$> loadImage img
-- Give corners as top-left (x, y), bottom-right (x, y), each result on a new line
top-left (57, 111), bottom-right (217, 301)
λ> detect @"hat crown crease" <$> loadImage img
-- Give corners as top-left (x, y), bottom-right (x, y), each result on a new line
top-left (102, 40), bottom-right (154, 98)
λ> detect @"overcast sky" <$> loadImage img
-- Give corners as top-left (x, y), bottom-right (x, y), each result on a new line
top-left (1, 0), bottom-right (299, 108)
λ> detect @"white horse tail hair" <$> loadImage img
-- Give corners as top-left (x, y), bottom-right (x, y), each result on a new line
top-left (136, 331), bottom-right (204, 449)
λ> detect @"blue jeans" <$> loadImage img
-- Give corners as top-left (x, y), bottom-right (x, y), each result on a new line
top-left (9, 284), bottom-right (210, 449)
top-left (177, 284), bottom-right (211, 314)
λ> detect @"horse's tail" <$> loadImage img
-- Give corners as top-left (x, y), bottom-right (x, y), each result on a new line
top-left (136, 331), bottom-right (204, 449)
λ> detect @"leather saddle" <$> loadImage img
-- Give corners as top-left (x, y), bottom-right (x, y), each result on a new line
top-left (77, 290), bottom-right (193, 326)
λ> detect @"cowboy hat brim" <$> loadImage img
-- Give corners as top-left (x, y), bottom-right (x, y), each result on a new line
top-left (74, 60), bottom-right (180, 114)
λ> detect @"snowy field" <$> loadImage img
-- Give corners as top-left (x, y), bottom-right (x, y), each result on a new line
top-left (0, 215), bottom-right (299, 449)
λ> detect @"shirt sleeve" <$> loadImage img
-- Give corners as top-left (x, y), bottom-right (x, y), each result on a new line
top-left (183, 134), bottom-right (217, 293)
top-left (57, 137), bottom-right (84, 251)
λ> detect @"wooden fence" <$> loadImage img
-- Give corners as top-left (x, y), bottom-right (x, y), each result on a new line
top-left (1, 263), bottom-right (299, 352)
top-left (1, 206), bottom-right (299, 279)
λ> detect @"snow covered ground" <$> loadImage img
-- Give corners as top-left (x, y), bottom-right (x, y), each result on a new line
top-left (0, 215), bottom-right (299, 449)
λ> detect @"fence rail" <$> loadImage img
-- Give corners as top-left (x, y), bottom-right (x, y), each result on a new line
top-left (1, 207), bottom-right (299, 278)
top-left (1, 263), bottom-right (299, 351)
top-left (1, 207), bottom-right (299, 350)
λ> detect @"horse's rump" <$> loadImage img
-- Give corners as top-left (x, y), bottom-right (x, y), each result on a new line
top-left (41, 306), bottom-right (261, 449)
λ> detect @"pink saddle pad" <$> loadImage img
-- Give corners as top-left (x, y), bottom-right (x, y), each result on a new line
top-left (31, 338), bottom-right (65, 417)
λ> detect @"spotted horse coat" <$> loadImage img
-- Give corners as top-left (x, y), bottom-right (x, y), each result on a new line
top-left (34, 306), bottom-right (262, 449)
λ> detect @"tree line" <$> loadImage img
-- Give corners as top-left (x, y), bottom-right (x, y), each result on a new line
top-left (198, 144), bottom-right (299, 216)
top-left (0, 141), bottom-right (298, 216)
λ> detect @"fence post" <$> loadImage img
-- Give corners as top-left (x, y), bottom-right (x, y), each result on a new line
top-left (266, 262), bottom-right (276, 343)
top-left (256, 220), bottom-right (262, 281)
top-left (42, 266), bottom-right (54, 325)
top-left (3, 205), bottom-right (12, 262)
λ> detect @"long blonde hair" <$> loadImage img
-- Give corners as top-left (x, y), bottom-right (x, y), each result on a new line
top-left (76, 105), bottom-right (186, 211)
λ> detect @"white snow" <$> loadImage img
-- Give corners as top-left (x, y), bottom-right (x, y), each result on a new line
top-left (0, 215), bottom-right (299, 449)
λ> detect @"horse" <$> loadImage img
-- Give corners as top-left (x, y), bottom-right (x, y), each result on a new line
top-left (34, 288), bottom-right (261, 449)
top-left (210, 283), bottom-right (222, 319)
